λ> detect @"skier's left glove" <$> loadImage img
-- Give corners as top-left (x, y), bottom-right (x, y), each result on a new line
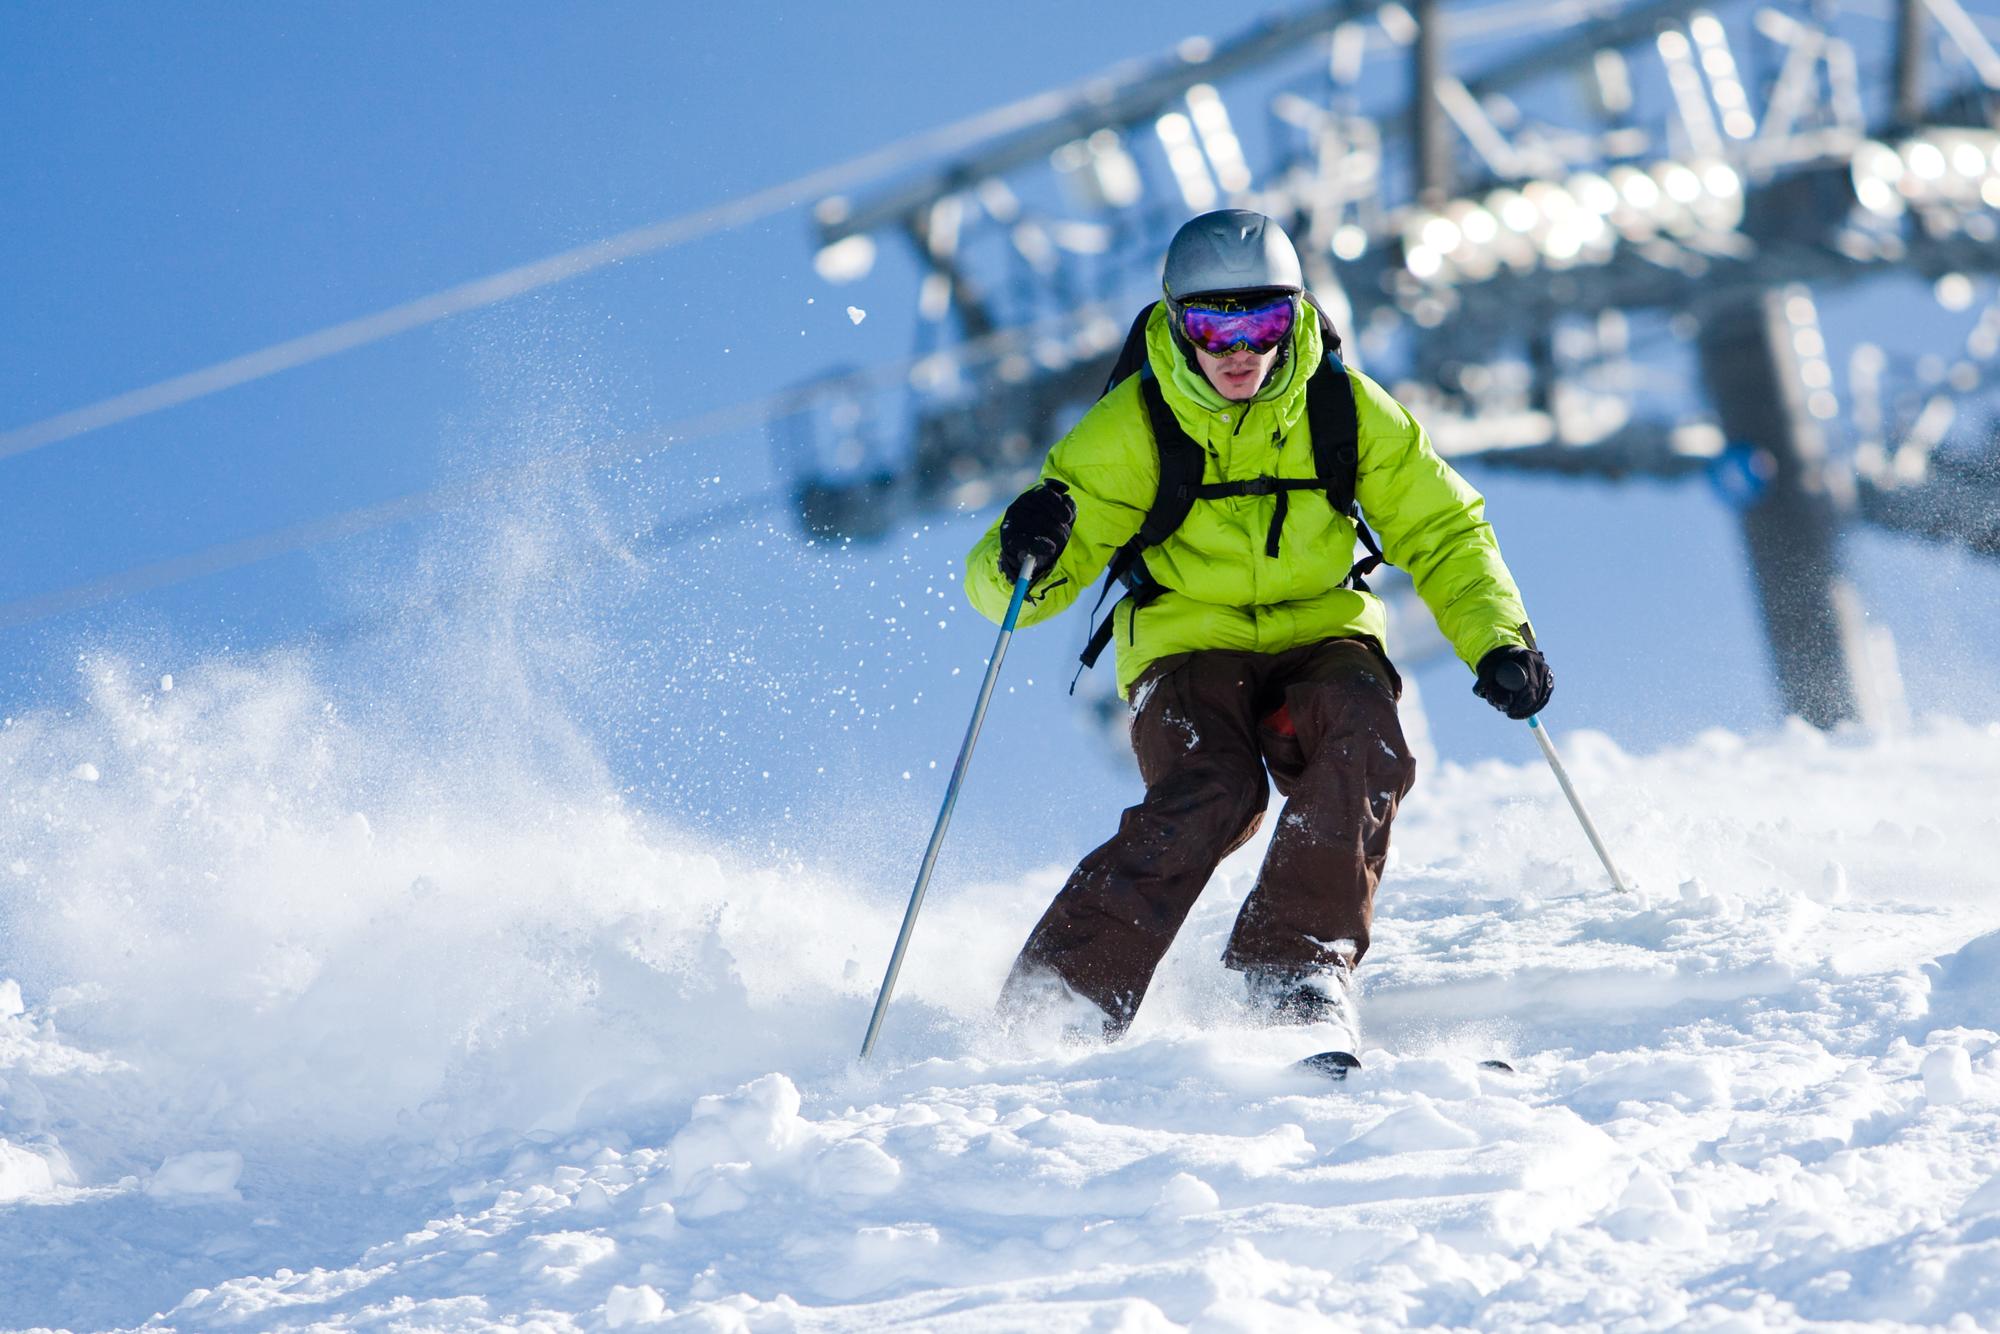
top-left (1473, 644), bottom-right (1554, 720)
top-left (999, 480), bottom-right (1074, 583)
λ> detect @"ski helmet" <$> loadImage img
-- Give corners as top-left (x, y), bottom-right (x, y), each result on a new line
top-left (1162, 209), bottom-right (1304, 303)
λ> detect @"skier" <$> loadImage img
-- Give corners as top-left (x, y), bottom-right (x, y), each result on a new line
top-left (964, 209), bottom-right (1552, 1046)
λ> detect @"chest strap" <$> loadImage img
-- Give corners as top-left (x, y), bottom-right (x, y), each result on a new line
top-left (1191, 475), bottom-right (1329, 558)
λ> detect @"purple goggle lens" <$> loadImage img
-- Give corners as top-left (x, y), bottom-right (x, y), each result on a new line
top-left (1178, 296), bottom-right (1296, 356)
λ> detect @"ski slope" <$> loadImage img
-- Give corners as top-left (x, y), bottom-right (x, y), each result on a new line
top-left (2, 655), bottom-right (1999, 1331)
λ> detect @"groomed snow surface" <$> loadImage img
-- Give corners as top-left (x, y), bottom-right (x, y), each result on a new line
top-left (4, 658), bottom-right (1999, 1332)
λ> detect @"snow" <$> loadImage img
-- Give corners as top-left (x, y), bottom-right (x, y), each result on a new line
top-left (146, 1150), bottom-right (244, 1202)
top-left (1922, 1045), bottom-right (1976, 1105)
top-left (0, 1140), bottom-right (72, 1204)
top-left (2, 655), bottom-right (1999, 1330)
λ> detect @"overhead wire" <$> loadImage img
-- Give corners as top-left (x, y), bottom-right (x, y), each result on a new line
top-left (0, 0), bottom-right (1655, 466)
top-left (0, 71), bottom-right (1131, 463)
top-left (0, 299), bottom-right (1127, 632)
top-left (0, 406), bottom-right (792, 632)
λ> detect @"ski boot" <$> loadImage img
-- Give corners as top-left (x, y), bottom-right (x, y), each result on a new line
top-left (1246, 964), bottom-right (1359, 1051)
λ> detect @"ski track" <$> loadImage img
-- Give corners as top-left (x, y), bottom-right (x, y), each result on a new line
top-left (2, 664), bottom-right (1998, 1331)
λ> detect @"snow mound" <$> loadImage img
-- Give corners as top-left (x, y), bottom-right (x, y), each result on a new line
top-left (5, 654), bottom-right (2000, 1330)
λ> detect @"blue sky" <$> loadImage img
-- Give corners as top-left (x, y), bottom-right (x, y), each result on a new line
top-left (3, 2), bottom-right (1997, 881)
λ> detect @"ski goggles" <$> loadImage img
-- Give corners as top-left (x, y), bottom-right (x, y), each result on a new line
top-left (1175, 295), bottom-right (1296, 356)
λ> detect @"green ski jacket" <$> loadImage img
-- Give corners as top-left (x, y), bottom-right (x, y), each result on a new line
top-left (966, 301), bottom-right (1533, 698)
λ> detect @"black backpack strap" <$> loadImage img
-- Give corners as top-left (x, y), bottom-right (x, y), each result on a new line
top-left (1309, 297), bottom-right (1344, 360)
top-left (1188, 474), bottom-right (1323, 558)
top-left (1074, 362), bottom-right (1206, 688)
top-left (1076, 590), bottom-right (1122, 678)
top-left (1135, 367), bottom-right (1206, 545)
top-left (1075, 553), bottom-right (1170, 678)
top-left (1102, 302), bottom-right (1162, 396)
top-left (1306, 352), bottom-right (1360, 514)
top-left (1303, 351), bottom-right (1384, 589)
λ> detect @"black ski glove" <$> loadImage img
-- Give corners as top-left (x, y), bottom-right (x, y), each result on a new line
top-left (1474, 644), bottom-right (1554, 720)
top-left (999, 480), bottom-right (1075, 583)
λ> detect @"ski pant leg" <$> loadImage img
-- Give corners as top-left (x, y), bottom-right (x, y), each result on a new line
top-left (1005, 652), bottom-right (1269, 1034)
top-left (1222, 638), bottom-right (1415, 975)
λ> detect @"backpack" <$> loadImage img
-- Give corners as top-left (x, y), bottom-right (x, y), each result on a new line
top-left (1074, 299), bottom-right (1387, 681)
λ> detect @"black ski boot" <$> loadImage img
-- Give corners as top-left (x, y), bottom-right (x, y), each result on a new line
top-left (1245, 964), bottom-right (1359, 1049)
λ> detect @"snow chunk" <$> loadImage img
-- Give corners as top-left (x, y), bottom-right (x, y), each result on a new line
top-left (1338, 1096), bottom-right (1481, 1158)
top-left (677, 1175), bottom-right (750, 1221)
top-left (0, 979), bottom-right (21, 1018)
top-left (1925, 928), bottom-right (2000, 1033)
top-left (1150, 1171), bottom-right (1220, 1219)
top-left (1604, 1165), bottom-right (1708, 1248)
top-left (147, 1149), bottom-right (243, 1201)
top-left (846, 306), bottom-right (867, 325)
top-left (1963, 1172), bottom-right (2000, 1217)
top-left (0, 1139), bottom-right (74, 1202)
top-left (605, 1284), bottom-right (668, 1327)
top-left (631, 1202), bottom-right (679, 1238)
top-left (668, 1073), bottom-right (811, 1209)
top-left (1238, 1122), bottom-right (1315, 1173)
top-left (525, 1230), bottom-right (616, 1283)
top-left (1812, 858), bottom-right (1850, 904)
top-left (1923, 1044), bottom-right (1975, 1105)
top-left (806, 1138), bottom-right (902, 1201)
top-left (71, 762), bottom-right (99, 782)
top-left (675, 1075), bottom-right (804, 1171)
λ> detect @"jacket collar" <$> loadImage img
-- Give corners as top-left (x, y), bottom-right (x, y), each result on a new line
top-left (1143, 298), bottom-right (1323, 439)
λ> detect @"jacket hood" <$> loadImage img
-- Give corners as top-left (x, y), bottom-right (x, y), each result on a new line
top-left (1144, 298), bottom-right (1324, 434)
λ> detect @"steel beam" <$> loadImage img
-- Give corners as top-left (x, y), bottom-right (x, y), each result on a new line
top-left (1896, 0), bottom-right (1930, 129)
top-left (1695, 289), bottom-right (1859, 727)
top-left (818, 1), bottom-right (1371, 245)
top-left (1415, 0), bottom-right (1453, 206)
top-left (1461, 0), bottom-right (1713, 102)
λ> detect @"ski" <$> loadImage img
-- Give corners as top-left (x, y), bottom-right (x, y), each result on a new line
top-left (1297, 1050), bottom-right (1361, 1079)
top-left (1295, 1051), bottom-right (1517, 1080)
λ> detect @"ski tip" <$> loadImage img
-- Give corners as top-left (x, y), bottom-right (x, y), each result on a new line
top-left (1296, 1049), bottom-right (1361, 1080)
top-left (1478, 1059), bottom-right (1517, 1073)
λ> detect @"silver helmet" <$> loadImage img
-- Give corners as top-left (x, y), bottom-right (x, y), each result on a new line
top-left (1162, 209), bottom-right (1303, 303)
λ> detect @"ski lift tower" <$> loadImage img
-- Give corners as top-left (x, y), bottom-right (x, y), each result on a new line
top-left (792, 0), bottom-right (2000, 730)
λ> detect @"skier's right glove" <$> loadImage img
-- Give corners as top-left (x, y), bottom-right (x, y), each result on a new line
top-left (999, 480), bottom-right (1075, 583)
top-left (1473, 644), bottom-right (1554, 720)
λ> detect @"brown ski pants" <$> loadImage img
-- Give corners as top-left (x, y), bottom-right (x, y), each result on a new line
top-left (1005, 636), bottom-right (1416, 1036)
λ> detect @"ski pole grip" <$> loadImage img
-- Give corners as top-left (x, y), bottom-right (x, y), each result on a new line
top-left (1495, 660), bottom-right (1528, 692)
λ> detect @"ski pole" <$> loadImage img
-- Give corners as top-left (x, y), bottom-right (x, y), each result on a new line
top-left (1494, 660), bottom-right (1630, 893)
top-left (859, 556), bottom-right (1038, 1060)
top-left (1525, 712), bottom-right (1632, 894)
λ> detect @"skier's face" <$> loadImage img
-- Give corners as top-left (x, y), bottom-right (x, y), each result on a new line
top-left (1194, 342), bottom-right (1279, 401)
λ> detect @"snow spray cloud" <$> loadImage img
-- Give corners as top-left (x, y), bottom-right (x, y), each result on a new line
top-left (0, 320), bottom-right (1032, 1176)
